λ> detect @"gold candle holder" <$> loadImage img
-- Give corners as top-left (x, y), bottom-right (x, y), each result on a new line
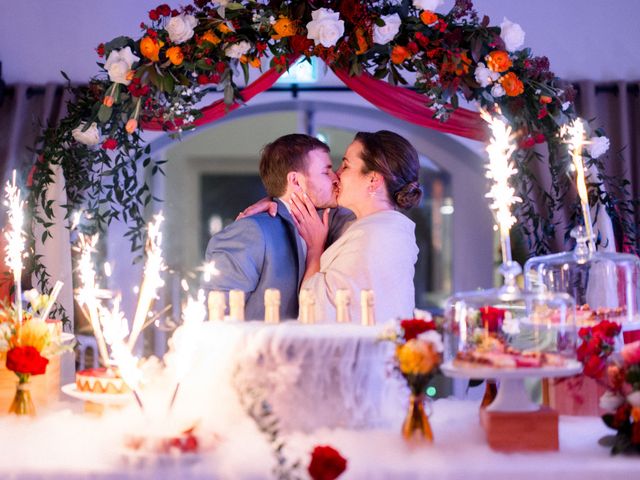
top-left (360, 289), bottom-right (375, 326)
top-left (229, 289), bottom-right (245, 321)
top-left (335, 289), bottom-right (351, 323)
top-left (207, 291), bottom-right (226, 321)
top-left (299, 288), bottom-right (315, 324)
top-left (264, 288), bottom-right (281, 324)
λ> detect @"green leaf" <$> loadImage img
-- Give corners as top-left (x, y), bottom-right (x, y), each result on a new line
top-left (104, 36), bottom-right (133, 54)
top-left (98, 104), bottom-right (112, 122)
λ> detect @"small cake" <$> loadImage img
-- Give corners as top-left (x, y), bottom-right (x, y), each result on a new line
top-left (75, 367), bottom-right (129, 394)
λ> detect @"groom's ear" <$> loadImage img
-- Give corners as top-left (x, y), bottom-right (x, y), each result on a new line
top-left (286, 171), bottom-right (300, 188)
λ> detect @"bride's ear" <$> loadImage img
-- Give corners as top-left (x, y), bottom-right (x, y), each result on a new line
top-left (369, 172), bottom-right (384, 189)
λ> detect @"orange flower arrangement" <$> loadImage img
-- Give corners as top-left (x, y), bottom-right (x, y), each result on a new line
top-left (499, 72), bottom-right (524, 96)
top-left (391, 45), bottom-right (411, 64)
top-left (420, 10), bottom-right (438, 25)
top-left (485, 50), bottom-right (512, 72)
top-left (201, 30), bottom-right (221, 45)
top-left (140, 36), bottom-right (163, 62)
top-left (166, 46), bottom-right (184, 66)
top-left (442, 51), bottom-right (472, 76)
top-left (272, 17), bottom-right (297, 39)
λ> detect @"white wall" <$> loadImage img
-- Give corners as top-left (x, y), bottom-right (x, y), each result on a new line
top-left (0, 0), bottom-right (638, 85)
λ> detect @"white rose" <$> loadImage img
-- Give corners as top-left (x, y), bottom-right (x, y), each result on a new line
top-left (474, 62), bottom-right (500, 87)
top-left (500, 17), bottom-right (525, 52)
top-left (417, 330), bottom-right (444, 353)
top-left (306, 8), bottom-right (345, 48)
top-left (413, 0), bottom-right (443, 11)
top-left (166, 14), bottom-right (198, 44)
top-left (225, 40), bottom-right (252, 59)
top-left (104, 46), bottom-right (139, 85)
top-left (587, 135), bottom-right (610, 159)
top-left (373, 13), bottom-right (401, 45)
top-left (626, 391), bottom-right (640, 407)
top-left (72, 122), bottom-right (101, 146)
top-left (491, 83), bottom-right (505, 98)
top-left (599, 391), bottom-right (624, 411)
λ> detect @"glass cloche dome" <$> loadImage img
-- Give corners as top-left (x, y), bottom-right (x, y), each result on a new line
top-left (444, 262), bottom-right (577, 369)
top-left (524, 226), bottom-right (640, 332)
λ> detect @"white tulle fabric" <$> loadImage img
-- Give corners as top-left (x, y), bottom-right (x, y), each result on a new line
top-left (189, 322), bottom-right (405, 432)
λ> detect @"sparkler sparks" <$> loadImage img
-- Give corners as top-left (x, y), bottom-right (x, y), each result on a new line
top-left (4, 171), bottom-right (26, 325)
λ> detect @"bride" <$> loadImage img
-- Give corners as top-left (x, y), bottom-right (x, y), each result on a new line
top-left (290, 130), bottom-right (422, 323)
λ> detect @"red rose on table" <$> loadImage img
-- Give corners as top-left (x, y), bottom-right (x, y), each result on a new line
top-left (479, 306), bottom-right (505, 333)
top-left (308, 445), bottom-right (347, 480)
top-left (400, 319), bottom-right (436, 341)
top-left (6, 346), bottom-right (49, 376)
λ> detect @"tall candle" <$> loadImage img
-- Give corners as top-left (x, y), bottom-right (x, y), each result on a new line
top-left (336, 289), bottom-right (351, 323)
top-left (229, 289), bottom-right (245, 321)
top-left (264, 288), bottom-right (280, 324)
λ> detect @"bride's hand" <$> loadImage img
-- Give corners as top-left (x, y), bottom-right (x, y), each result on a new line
top-left (236, 197), bottom-right (277, 220)
top-left (290, 189), bottom-right (329, 261)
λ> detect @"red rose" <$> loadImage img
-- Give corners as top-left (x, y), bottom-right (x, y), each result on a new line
top-left (308, 445), bottom-right (347, 480)
top-left (400, 318), bottom-right (436, 341)
top-left (479, 306), bottom-right (505, 333)
top-left (197, 74), bottom-right (210, 85)
top-left (407, 41), bottom-right (419, 54)
top-left (6, 346), bottom-right (49, 376)
top-left (96, 43), bottom-right (105, 57)
top-left (156, 4), bottom-right (171, 17)
top-left (148, 9), bottom-right (159, 21)
top-left (583, 354), bottom-right (606, 379)
top-left (215, 62), bottom-right (227, 74)
top-left (102, 138), bottom-right (118, 150)
top-left (290, 35), bottom-right (314, 55)
top-left (596, 320), bottom-right (621, 339)
top-left (534, 133), bottom-right (546, 144)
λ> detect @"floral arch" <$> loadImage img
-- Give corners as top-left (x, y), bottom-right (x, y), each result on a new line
top-left (28, 0), bottom-right (636, 292)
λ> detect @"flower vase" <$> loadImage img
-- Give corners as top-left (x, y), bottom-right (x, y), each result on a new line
top-left (402, 394), bottom-right (433, 442)
top-left (481, 380), bottom-right (498, 408)
top-left (8, 381), bottom-right (36, 416)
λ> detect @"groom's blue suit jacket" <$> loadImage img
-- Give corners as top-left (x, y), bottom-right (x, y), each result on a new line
top-left (204, 199), bottom-right (353, 320)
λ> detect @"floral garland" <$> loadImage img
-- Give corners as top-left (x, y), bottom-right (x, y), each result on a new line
top-left (28, 0), bottom-right (637, 294)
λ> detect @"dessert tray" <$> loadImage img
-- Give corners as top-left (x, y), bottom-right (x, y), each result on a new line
top-left (61, 383), bottom-right (133, 406)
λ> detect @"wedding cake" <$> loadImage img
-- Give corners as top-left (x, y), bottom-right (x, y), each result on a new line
top-left (185, 322), bottom-right (405, 432)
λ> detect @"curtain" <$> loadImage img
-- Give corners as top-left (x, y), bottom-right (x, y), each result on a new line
top-left (574, 81), bottom-right (640, 252)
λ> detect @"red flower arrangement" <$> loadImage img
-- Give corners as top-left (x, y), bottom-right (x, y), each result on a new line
top-left (576, 320), bottom-right (620, 379)
top-left (400, 318), bottom-right (437, 341)
top-left (308, 445), bottom-right (347, 480)
top-left (479, 305), bottom-right (505, 333)
top-left (6, 346), bottom-right (49, 378)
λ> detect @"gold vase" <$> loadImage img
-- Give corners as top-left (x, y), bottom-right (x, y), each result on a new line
top-left (481, 380), bottom-right (497, 408)
top-left (8, 380), bottom-right (36, 416)
top-left (402, 394), bottom-right (433, 442)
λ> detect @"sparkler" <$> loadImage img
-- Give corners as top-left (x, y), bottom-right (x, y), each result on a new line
top-left (36, 280), bottom-right (64, 323)
top-left (127, 213), bottom-right (166, 350)
top-left (4, 171), bottom-right (26, 326)
top-left (480, 110), bottom-right (522, 265)
top-left (561, 118), bottom-right (595, 254)
top-left (168, 290), bottom-right (206, 412)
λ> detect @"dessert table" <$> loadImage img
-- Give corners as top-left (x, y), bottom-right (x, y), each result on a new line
top-left (0, 397), bottom-right (635, 479)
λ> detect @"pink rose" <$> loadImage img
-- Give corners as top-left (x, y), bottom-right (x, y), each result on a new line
top-left (622, 340), bottom-right (640, 365)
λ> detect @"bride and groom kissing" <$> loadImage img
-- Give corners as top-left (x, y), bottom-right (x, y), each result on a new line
top-left (204, 130), bottom-right (422, 324)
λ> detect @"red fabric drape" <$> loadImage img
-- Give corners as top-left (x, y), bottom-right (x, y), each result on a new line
top-left (332, 68), bottom-right (489, 142)
top-left (143, 61), bottom-right (291, 131)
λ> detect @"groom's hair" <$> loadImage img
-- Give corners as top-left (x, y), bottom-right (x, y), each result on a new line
top-left (259, 134), bottom-right (330, 197)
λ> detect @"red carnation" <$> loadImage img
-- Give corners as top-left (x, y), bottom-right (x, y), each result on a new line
top-left (401, 318), bottom-right (437, 341)
top-left (415, 32), bottom-right (429, 48)
top-left (407, 41), bottom-right (419, 55)
top-left (156, 4), bottom-right (171, 17)
top-left (148, 9), bottom-right (159, 21)
top-left (479, 305), bottom-right (505, 333)
top-left (308, 445), bottom-right (347, 480)
top-left (6, 346), bottom-right (49, 376)
top-left (102, 138), bottom-right (118, 150)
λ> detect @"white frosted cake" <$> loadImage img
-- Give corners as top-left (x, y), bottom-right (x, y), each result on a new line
top-left (185, 322), bottom-right (404, 433)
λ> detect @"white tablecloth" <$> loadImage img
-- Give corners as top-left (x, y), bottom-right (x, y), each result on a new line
top-left (0, 398), bottom-right (635, 479)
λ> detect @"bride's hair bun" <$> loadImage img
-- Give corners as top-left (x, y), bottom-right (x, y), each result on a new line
top-left (394, 181), bottom-right (423, 210)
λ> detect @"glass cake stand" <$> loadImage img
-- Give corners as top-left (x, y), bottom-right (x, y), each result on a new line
top-left (443, 262), bottom-right (580, 411)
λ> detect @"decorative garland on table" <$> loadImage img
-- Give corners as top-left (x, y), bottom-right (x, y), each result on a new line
top-left (27, 0), bottom-right (637, 297)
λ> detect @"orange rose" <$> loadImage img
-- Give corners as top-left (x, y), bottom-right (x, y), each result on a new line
top-left (201, 30), bottom-right (221, 45)
top-left (125, 119), bottom-right (138, 134)
top-left (420, 10), bottom-right (438, 25)
top-left (140, 36), bottom-right (163, 62)
top-left (485, 50), bottom-right (512, 73)
top-left (391, 45), bottom-right (411, 64)
top-left (249, 57), bottom-right (261, 68)
top-left (272, 17), bottom-right (297, 39)
top-left (166, 46), bottom-right (184, 66)
top-left (499, 72), bottom-right (525, 96)
top-left (355, 28), bottom-right (368, 55)
top-left (539, 95), bottom-right (552, 104)
top-left (218, 23), bottom-right (232, 34)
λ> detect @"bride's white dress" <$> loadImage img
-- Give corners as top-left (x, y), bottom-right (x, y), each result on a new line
top-left (302, 210), bottom-right (419, 324)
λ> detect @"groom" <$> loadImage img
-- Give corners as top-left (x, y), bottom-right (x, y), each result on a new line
top-left (204, 134), bottom-right (353, 320)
